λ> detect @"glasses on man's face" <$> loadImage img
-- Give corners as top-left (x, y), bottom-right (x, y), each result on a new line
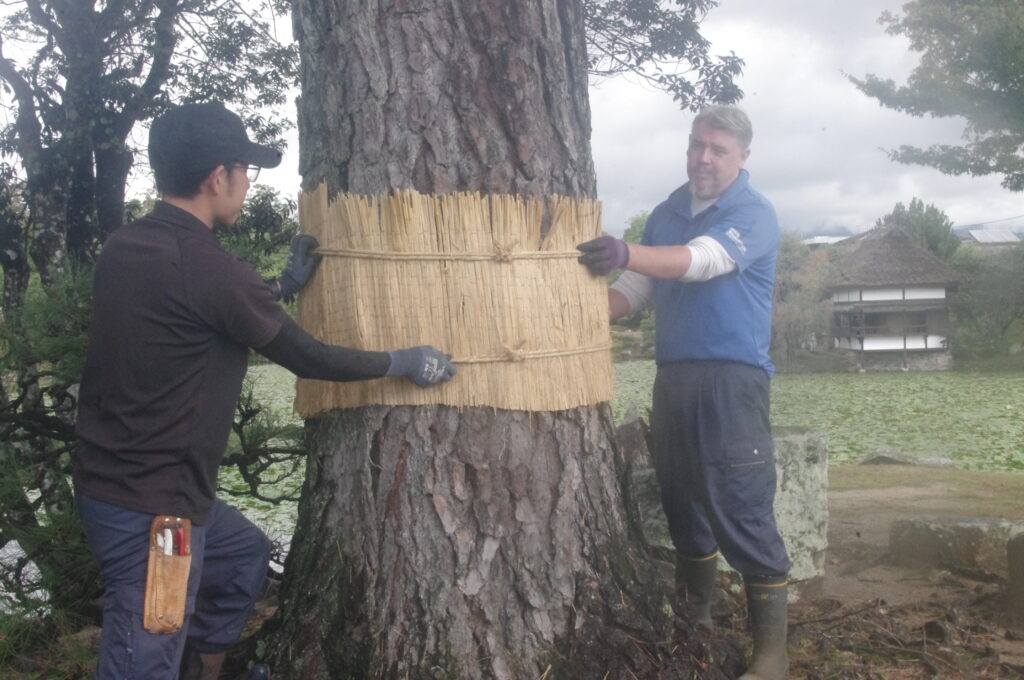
top-left (233, 164), bottom-right (260, 183)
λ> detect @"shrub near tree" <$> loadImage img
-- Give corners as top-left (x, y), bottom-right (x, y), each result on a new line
top-left (610, 212), bottom-right (655, 360)
top-left (0, 266), bottom-right (97, 623)
top-left (770, 232), bottom-right (835, 371)
top-left (949, 243), bottom-right (1024, 361)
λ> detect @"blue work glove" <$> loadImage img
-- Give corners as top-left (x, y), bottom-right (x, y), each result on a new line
top-left (386, 346), bottom-right (458, 387)
top-left (274, 235), bottom-right (323, 301)
top-left (576, 236), bottom-right (629, 276)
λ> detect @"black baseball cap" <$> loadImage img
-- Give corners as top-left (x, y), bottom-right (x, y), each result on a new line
top-left (149, 102), bottom-right (282, 194)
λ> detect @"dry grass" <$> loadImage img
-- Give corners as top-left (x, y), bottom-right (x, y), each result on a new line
top-left (829, 464), bottom-right (1024, 520)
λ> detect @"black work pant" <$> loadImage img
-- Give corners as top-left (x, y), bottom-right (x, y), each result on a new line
top-left (650, 360), bottom-right (790, 578)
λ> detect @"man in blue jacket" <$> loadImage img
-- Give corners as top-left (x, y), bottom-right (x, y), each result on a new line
top-left (577, 105), bottom-right (788, 680)
top-left (74, 102), bottom-right (456, 680)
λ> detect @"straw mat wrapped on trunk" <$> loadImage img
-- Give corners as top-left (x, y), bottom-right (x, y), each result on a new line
top-left (293, 187), bottom-right (613, 416)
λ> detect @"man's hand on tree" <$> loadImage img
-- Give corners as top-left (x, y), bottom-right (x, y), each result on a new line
top-left (272, 235), bottom-right (323, 301)
top-left (576, 236), bottom-right (629, 276)
top-left (386, 346), bottom-right (458, 387)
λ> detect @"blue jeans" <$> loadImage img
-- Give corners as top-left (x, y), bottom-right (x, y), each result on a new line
top-left (75, 493), bottom-right (271, 679)
top-left (650, 361), bottom-right (791, 578)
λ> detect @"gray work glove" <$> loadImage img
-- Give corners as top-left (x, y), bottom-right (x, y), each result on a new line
top-left (386, 346), bottom-right (457, 387)
top-left (576, 235), bottom-right (630, 276)
top-left (274, 235), bottom-right (323, 301)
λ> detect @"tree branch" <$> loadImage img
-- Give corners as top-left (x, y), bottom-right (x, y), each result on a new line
top-left (22, 0), bottom-right (62, 44)
top-left (0, 34), bottom-right (43, 169)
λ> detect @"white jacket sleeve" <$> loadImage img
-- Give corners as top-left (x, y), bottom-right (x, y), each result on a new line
top-left (610, 270), bottom-right (653, 314)
top-left (680, 235), bottom-right (737, 282)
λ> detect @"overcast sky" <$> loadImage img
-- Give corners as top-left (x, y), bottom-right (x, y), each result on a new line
top-left (589, 0), bottom-right (1024, 237)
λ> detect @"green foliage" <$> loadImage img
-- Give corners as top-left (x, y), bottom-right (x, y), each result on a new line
top-left (875, 198), bottom-right (959, 260)
top-left (583, 0), bottom-right (744, 109)
top-left (948, 243), bottom-right (1024, 358)
top-left (125, 195), bottom-right (158, 223)
top-left (849, 0), bottom-right (1024, 191)
top-left (0, 610), bottom-right (43, 671)
top-left (0, 267), bottom-right (100, 616)
top-left (0, 164), bottom-right (30, 313)
top-left (221, 379), bottom-right (305, 508)
top-left (770, 233), bottom-right (835, 369)
top-left (217, 186), bottom-right (299, 275)
top-left (621, 212), bottom-right (648, 244)
top-left (607, 213), bottom-right (654, 356)
top-left (0, 606), bottom-right (99, 677)
top-left (3, 268), bottom-right (92, 382)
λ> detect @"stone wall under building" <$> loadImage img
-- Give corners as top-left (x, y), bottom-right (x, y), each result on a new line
top-left (846, 349), bottom-right (953, 372)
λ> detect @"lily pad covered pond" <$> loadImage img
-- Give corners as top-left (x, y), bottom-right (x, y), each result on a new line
top-left (611, 361), bottom-right (1024, 471)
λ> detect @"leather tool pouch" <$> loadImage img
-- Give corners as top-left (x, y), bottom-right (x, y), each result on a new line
top-left (143, 515), bottom-right (192, 634)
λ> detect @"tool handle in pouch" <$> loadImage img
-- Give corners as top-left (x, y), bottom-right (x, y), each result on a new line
top-left (143, 515), bottom-right (192, 634)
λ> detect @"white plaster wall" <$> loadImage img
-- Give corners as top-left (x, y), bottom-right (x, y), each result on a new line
top-left (904, 286), bottom-right (946, 300)
top-left (862, 287), bottom-right (904, 301)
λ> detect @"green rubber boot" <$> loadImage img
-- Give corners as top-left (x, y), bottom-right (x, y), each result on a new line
top-left (675, 551), bottom-right (718, 631)
top-left (739, 581), bottom-right (789, 680)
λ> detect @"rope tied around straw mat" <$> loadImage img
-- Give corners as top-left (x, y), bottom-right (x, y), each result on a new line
top-left (455, 340), bottom-right (613, 364)
top-left (312, 241), bottom-right (609, 365)
top-left (316, 238), bottom-right (579, 263)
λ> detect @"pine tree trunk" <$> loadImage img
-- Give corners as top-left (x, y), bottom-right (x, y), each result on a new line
top-left (266, 1), bottom-right (726, 677)
top-left (291, 0), bottom-right (594, 198)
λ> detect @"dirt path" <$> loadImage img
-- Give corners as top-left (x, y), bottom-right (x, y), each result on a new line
top-left (784, 465), bottom-right (1024, 678)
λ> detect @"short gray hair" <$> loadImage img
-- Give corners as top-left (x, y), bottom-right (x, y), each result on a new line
top-left (692, 105), bottom-right (752, 150)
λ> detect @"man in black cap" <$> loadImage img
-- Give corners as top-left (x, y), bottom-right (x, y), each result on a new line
top-left (73, 102), bottom-right (456, 679)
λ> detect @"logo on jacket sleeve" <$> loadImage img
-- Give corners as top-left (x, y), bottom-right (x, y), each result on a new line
top-left (726, 227), bottom-right (747, 254)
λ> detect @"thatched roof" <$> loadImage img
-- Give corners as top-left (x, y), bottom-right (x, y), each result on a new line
top-left (831, 226), bottom-right (959, 288)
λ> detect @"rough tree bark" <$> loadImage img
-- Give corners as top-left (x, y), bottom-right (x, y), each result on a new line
top-left (266, 2), bottom-right (735, 678)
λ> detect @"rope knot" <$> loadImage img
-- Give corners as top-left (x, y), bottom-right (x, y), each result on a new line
top-left (502, 340), bottom-right (527, 362)
top-left (492, 239), bottom-right (519, 263)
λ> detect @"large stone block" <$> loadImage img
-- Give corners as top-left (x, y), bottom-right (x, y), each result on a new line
top-left (890, 518), bottom-right (1024, 575)
top-left (617, 414), bottom-right (829, 600)
top-left (773, 427), bottom-right (830, 596)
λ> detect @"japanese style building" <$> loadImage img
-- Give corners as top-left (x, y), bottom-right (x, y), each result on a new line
top-left (830, 227), bottom-right (959, 371)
